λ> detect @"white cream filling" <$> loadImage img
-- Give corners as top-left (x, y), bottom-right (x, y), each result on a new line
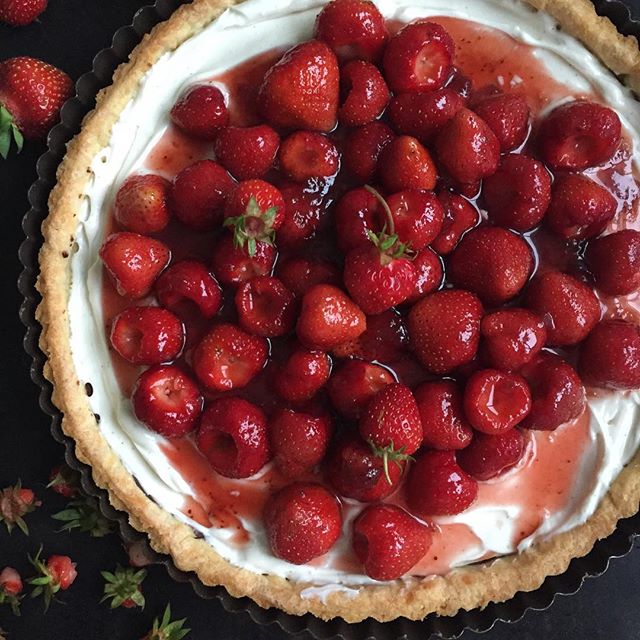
top-left (67, 0), bottom-right (640, 589)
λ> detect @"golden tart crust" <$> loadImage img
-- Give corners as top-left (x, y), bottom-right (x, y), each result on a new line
top-left (37, 0), bottom-right (640, 623)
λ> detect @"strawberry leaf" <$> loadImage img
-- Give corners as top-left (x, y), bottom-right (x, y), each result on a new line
top-left (143, 604), bottom-right (190, 640)
top-left (52, 496), bottom-right (115, 537)
top-left (101, 565), bottom-right (146, 609)
top-left (0, 106), bottom-right (22, 160)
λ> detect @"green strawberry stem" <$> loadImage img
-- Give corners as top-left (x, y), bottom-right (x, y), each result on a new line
top-left (143, 604), bottom-right (190, 640)
top-left (0, 590), bottom-right (21, 617)
top-left (101, 565), bottom-right (146, 609)
top-left (368, 441), bottom-right (413, 484)
top-left (0, 105), bottom-right (24, 160)
top-left (27, 547), bottom-right (57, 612)
top-left (223, 196), bottom-right (277, 258)
top-left (364, 184), bottom-right (395, 236)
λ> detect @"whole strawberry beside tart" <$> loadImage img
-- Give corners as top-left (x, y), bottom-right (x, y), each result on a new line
top-left (37, 0), bottom-right (640, 623)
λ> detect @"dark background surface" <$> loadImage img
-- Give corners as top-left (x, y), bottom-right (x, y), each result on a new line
top-left (2, 1), bottom-right (640, 639)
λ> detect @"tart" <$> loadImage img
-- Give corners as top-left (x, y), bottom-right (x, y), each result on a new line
top-left (37, 0), bottom-right (640, 624)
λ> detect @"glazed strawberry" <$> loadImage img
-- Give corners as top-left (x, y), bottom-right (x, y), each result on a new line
top-left (276, 256), bottom-right (340, 298)
top-left (383, 21), bottom-right (454, 93)
top-left (537, 100), bottom-right (621, 170)
top-left (578, 319), bottom-right (640, 389)
top-left (326, 434), bottom-right (403, 502)
top-left (264, 483), bottom-right (342, 564)
top-left (170, 84), bottom-right (228, 140)
top-left (0, 0), bottom-right (46, 26)
top-left (464, 369), bottom-right (531, 434)
top-left (223, 179), bottom-right (285, 255)
top-left (343, 121), bottom-right (395, 183)
top-left (29, 550), bottom-right (77, 609)
top-left (269, 409), bottom-right (333, 478)
top-left (314, 0), bottom-right (388, 62)
top-left (545, 173), bottom-right (617, 240)
top-left (277, 183), bottom-right (325, 249)
top-left (338, 60), bottom-right (390, 126)
top-left (471, 92), bottom-right (530, 151)
top-left (155, 259), bottom-right (222, 319)
top-left (0, 57), bottom-right (72, 152)
top-left (114, 174), bottom-right (171, 234)
top-left (519, 352), bottom-right (586, 430)
top-left (378, 135), bottom-right (438, 192)
top-left (386, 189), bottom-right (444, 251)
top-left (448, 68), bottom-right (473, 99)
top-left (109, 307), bottom-right (184, 365)
top-left (352, 504), bottom-right (431, 581)
top-left (586, 230), bottom-right (640, 296)
top-left (0, 482), bottom-right (39, 534)
top-left (335, 187), bottom-right (384, 252)
top-left (414, 380), bottom-right (473, 450)
top-left (132, 365), bottom-right (203, 437)
top-left (482, 154), bottom-right (552, 232)
top-left (0, 567), bottom-right (22, 614)
top-left (213, 125), bottom-right (280, 180)
top-left (526, 271), bottom-right (601, 346)
top-left (327, 361), bottom-right (394, 420)
top-left (431, 191), bottom-right (479, 255)
top-left (278, 131), bottom-right (340, 182)
top-left (259, 40), bottom-right (339, 132)
top-left (457, 429), bottom-right (526, 481)
top-left (406, 450), bottom-right (478, 516)
top-left (274, 348), bottom-right (332, 403)
top-left (406, 248), bottom-right (443, 303)
top-left (359, 383), bottom-right (422, 481)
top-left (192, 323), bottom-right (268, 392)
top-left (480, 309), bottom-right (547, 372)
top-left (435, 108), bottom-right (500, 184)
top-left (388, 89), bottom-right (465, 143)
top-left (297, 284), bottom-right (366, 350)
top-left (100, 232), bottom-right (170, 299)
top-left (170, 160), bottom-right (235, 230)
top-left (197, 398), bottom-right (270, 478)
top-left (449, 227), bottom-right (533, 306)
top-left (211, 234), bottom-right (277, 288)
top-left (408, 289), bottom-right (483, 374)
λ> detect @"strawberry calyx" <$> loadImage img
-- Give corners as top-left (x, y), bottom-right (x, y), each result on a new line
top-left (101, 565), bottom-right (146, 609)
top-left (27, 548), bottom-right (61, 612)
top-left (0, 481), bottom-right (40, 535)
top-left (223, 196), bottom-right (278, 257)
top-left (47, 464), bottom-right (79, 498)
top-left (0, 105), bottom-right (24, 160)
top-left (368, 440), bottom-right (413, 484)
top-left (52, 495), bottom-right (115, 537)
top-left (0, 567), bottom-right (22, 616)
top-left (142, 604), bottom-right (190, 640)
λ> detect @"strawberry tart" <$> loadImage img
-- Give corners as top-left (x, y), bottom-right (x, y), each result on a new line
top-left (37, 0), bottom-right (640, 623)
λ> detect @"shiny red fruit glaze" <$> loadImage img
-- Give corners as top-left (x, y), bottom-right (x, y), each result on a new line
top-left (114, 174), bottom-right (171, 234)
top-left (278, 131), bottom-right (340, 181)
top-left (471, 92), bottom-right (530, 151)
top-left (276, 256), bottom-right (341, 298)
top-left (343, 121), bottom-right (395, 183)
top-left (406, 248), bottom-right (443, 303)
top-left (378, 135), bottom-right (438, 192)
top-left (386, 189), bottom-right (444, 251)
top-left (431, 191), bottom-right (479, 255)
top-left (338, 60), bottom-right (390, 126)
top-left (277, 183), bottom-right (325, 249)
top-left (335, 187), bottom-right (384, 252)
top-left (274, 348), bottom-right (332, 403)
top-left (170, 84), bottom-right (228, 140)
top-left (210, 234), bottom-right (277, 288)
top-left (457, 429), bottom-right (526, 481)
top-left (586, 230), bottom-right (640, 296)
top-left (213, 125), bottom-right (280, 180)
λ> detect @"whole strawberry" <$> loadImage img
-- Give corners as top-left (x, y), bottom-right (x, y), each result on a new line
top-left (0, 0), bottom-right (47, 27)
top-left (0, 57), bottom-right (72, 156)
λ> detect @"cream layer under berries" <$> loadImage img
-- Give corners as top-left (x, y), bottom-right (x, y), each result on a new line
top-left (69, 0), bottom-right (640, 587)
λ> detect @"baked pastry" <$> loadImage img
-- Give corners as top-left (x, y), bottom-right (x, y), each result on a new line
top-left (37, 0), bottom-right (640, 623)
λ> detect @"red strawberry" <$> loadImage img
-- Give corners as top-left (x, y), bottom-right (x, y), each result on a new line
top-left (327, 361), bottom-right (394, 420)
top-left (101, 565), bottom-right (146, 609)
top-left (388, 88), bottom-right (465, 142)
top-left (464, 369), bottom-right (531, 434)
top-left (197, 398), bottom-right (270, 478)
top-left (314, 0), bottom-right (388, 62)
top-left (482, 154), bottom-right (552, 232)
top-left (457, 429), bottom-right (526, 481)
top-left (431, 190), bottom-right (479, 255)
top-left (448, 68), bottom-right (473, 99)
top-left (519, 352), bottom-right (586, 430)
top-left (259, 40), bottom-right (339, 132)
top-left (586, 230), bottom-right (640, 296)
top-left (214, 125), bottom-right (280, 180)
top-left (386, 189), bottom-right (444, 251)
top-left (0, 0), bottom-right (47, 26)
top-left (269, 409), bottom-right (333, 478)
top-left (235, 276), bottom-right (296, 337)
top-left (274, 348), bottom-right (332, 403)
top-left (114, 174), bottom-right (171, 234)
top-left (408, 289), bottom-right (483, 374)
top-left (326, 433), bottom-right (404, 502)
top-left (277, 183), bottom-right (325, 249)
top-left (579, 319), bottom-right (640, 389)
top-left (480, 309), bottom-right (547, 372)
top-left (526, 271), bottom-right (601, 346)
top-left (170, 160), bottom-right (235, 230)
top-left (28, 549), bottom-right (77, 610)
top-left (278, 131), bottom-right (340, 182)
top-left (0, 57), bottom-right (72, 153)
top-left (0, 567), bottom-right (22, 615)
top-left (264, 483), bottom-right (342, 564)
top-left (338, 60), bottom-right (390, 126)
top-left (406, 450), bottom-right (478, 516)
top-left (343, 121), bottom-right (394, 183)
top-left (192, 323), bottom-right (268, 392)
top-left (378, 135), bottom-right (438, 192)
top-left (406, 248), bottom-right (443, 303)
top-left (276, 256), bottom-right (340, 298)
top-left (545, 173), bottom-right (617, 240)
top-left (352, 504), bottom-right (431, 581)
top-left (335, 187), bottom-right (384, 252)
top-left (211, 234), bottom-right (276, 288)
top-left (449, 226), bottom-right (533, 306)
top-left (100, 232), bottom-right (170, 299)
top-left (0, 482), bottom-right (39, 534)
top-left (537, 100), bottom-right (621, 170)
top-left (110, 306), bottom-right (184, 365)
top-left (297, 284), bottom-right (366, 350)
top-left (435, 108), bottom-right (500, 184)
top-left (170, 84), bottom-right (228, 140)
top-left (414, 380), bottom-right (473, 450)
top-left (47, 464), bottom-right (78, 498)
top-left (155, 259), bottom-right (222, 320)
top-left (472, 92), bottom-right (530, 151)
top-left (383, 21), bottom-right (454, 93)
top-left (132, 365), bottom-right (203, 437)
